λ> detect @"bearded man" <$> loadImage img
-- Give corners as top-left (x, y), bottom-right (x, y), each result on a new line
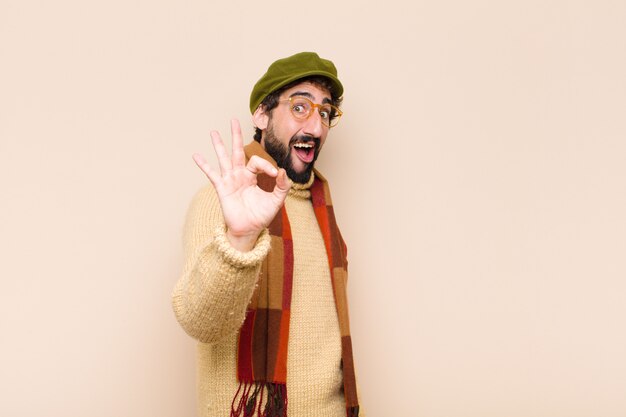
top-left (172, 52), bottom-right (360, 417)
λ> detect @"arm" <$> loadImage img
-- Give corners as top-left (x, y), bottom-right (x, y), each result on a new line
top-left (172, 119), bottom-right (290, 343)
top-left (172, 185), bottom-right (270, 343)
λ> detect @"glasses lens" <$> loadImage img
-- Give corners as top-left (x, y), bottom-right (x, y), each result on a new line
top-left (289, 97), bottom-right (312, 119)
top-left (315, 103), bottom-right (341, 128)
top-left (327, 106), bottom-right (341, 127)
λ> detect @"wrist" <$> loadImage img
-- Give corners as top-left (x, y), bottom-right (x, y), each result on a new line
top-left (225, 229), bottom-right (262, 252)
top-left (212, 226), bottom-right (271, 267)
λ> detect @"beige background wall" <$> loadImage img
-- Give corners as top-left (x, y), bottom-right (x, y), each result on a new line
top-left (1, 1), bottom-right (625, 416)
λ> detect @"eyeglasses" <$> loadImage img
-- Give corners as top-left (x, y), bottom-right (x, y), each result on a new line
top-left (280, 96), bottom-right (343, 128)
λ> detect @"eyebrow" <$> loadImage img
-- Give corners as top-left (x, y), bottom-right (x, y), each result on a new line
top-left (289, 91), bottom-right (332, 104)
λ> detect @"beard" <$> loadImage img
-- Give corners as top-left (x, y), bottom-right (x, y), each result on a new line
top-left (263, 125), bottom-right (321, 184)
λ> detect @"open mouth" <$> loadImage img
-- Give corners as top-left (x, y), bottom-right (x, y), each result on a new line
top-left (292, 141), bottom-right (316, 163)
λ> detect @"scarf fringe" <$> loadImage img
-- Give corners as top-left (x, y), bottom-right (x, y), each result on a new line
top-left (231, 382), bottom-right (287, 417)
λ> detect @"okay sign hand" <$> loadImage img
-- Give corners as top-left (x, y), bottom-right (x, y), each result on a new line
top-left (193, 119), bottom-right (291, 252)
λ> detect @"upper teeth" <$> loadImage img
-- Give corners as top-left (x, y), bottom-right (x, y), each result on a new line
top-left (294, 143), bottom-right (313, 148)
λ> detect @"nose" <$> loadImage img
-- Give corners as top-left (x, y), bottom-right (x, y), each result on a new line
top-left (301, 109), bottom-right (326, 138)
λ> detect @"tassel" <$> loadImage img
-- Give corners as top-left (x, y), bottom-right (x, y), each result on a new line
top-left (231, 382), bottom-right (253, 417)
top-left (244, 384), bottom-right (262, 417)
top-left (232, 382), bottom-right (288, 417)
top-left (256, 383), bottom-right (265, 416)
top-left (262, 383), bottom-right (287, 417)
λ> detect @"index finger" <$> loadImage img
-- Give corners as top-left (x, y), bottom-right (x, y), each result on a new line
top-left (230, 119), bottom-right (245, 168)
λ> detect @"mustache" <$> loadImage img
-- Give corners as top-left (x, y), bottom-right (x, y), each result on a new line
top-left (289, 135), bottom-right (320, 147)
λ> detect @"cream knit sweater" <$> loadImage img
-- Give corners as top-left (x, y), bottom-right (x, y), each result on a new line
top-left (172, 174), bottom-right (348, 417)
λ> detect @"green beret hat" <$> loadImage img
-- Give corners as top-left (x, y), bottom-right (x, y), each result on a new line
top-left (249, 52), bottom-right (343, 114)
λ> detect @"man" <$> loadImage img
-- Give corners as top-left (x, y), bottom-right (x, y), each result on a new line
top-left (172, 52), bottom-right (360, 417)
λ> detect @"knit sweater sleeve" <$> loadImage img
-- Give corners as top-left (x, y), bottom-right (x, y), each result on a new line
top-left (172, 185), bottom-right (271, 344)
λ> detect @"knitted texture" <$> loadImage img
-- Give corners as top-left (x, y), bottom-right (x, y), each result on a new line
top-left (172, 171), bottom-right (356, 416)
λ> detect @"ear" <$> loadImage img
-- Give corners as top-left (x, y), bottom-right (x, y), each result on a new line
top-left (252, 105), bottom-right (269, 130)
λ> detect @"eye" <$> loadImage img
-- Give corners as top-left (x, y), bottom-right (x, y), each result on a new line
top-left (290, 99), bottom-right (311, 115)
top-left (319, 109), bottom-right (330, 120)
top-left (292, 104), bottom-right (306, 114)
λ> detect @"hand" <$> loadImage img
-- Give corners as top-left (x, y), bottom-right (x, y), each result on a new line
top-left (193, 119), bottom-right (291, 251)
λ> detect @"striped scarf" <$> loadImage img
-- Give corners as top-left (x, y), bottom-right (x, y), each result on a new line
top-left (231, 141), bottom-right (359, 417)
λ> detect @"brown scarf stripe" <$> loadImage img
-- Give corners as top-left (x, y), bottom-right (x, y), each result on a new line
top-left (231, 142), bottom-right (359, 417)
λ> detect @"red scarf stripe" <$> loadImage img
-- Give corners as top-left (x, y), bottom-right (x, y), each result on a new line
top-left (273, 310), bottom-right (291, 382)
top-left (326, 206), bottom-right (346, 268)
top-left (281, 240), bottom-right (293, 310)
top-left (237, 310), bottom-right (256, 382)
top-left (311, 182), bottom-right (332, 253)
